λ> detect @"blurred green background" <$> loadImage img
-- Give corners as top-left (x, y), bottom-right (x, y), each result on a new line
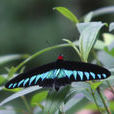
top-left (0, 0), bottom-right (114, 70)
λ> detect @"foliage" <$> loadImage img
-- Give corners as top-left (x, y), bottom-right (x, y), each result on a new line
top-left (0, 5), bottom-right (114, 114)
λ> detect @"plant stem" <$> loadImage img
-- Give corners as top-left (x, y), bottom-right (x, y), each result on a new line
top-left (97, 87), bottom-right (111, 114)
top-left (90, 87), bottom-right (101, 113)
top-left (80, 51), bottom-right (101, 113)
top-left (92, 50), bottom-right (111, 113)
top-left (21, 96), bottom-right (33, 114)
top-left (15, 43), bottom-right (70, 72)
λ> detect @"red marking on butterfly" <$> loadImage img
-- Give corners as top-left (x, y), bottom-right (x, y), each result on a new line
top-left (57, 55), bottom-right (63, 60)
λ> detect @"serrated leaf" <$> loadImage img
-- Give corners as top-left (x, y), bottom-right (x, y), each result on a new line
top-left (109, 22), bottom-right (114, 32)
top-left (53, 7), bottom-right (79, 24)
top-left (31, 91), bottom-right (48, 107)
top-left (0, 86), bottom-right (42, 106)
top-left (77, 22), bottom-right (105, 61)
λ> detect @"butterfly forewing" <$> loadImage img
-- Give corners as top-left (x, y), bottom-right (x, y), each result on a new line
top-left (5, 60), bottom-right (111, 89)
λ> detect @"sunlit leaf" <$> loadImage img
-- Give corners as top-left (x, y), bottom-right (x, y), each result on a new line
top-left (53, 7), bottom-right (79, 23)
top-left (31, 90), bottom-right (48, 107)
top-left (0, 86), bottom-right (42, 106)
top-left (77, 22), bottom-right (105, 61)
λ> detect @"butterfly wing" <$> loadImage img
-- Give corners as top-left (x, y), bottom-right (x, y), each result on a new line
top-left (5, 60), bottom-right (111, 89)
top-left (55, 61), bottom-right (111, 86)
top-left (5, 62), bottom-right (57, 89)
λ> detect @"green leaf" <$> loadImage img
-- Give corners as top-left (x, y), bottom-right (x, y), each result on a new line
top-left (77, 22), bottom-right (105, 62)
top-left (53, 7), bottom-right (79, 24)
top-left (84, 12), bottom-right (93, 22)
top-left (44, 86), bottom-right (70, 114)
top-left (31, 91), bottom-right (48, 107)
top-left (109, 22), bottom-right (114, 32)
top-left (0, 86), bottom-right (42, 106)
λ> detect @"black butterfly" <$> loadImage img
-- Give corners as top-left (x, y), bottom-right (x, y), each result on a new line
top-left (5, 55), bottom-right (111, 91)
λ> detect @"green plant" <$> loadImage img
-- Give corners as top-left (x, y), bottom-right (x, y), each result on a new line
top-left (0, 6), bottom-right (114, 114)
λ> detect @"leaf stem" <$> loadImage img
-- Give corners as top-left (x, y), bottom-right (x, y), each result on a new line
top-left (21, 96), bottom-right (33, 114)
top-left (90, 87), bottom-right (101, 113)
top-left (97, 87), bottom-right (111, 114)
top-left (15, 43), bottom-right (70, 72)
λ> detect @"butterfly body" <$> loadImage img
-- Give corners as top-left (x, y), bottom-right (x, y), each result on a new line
top-left (5, 55), bottom-right (111, 91)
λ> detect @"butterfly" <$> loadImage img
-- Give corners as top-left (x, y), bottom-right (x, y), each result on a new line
top-left (5, 55), bottom-right (111, 91)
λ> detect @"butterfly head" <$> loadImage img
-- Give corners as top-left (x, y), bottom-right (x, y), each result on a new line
top-left (57, 54), bottom-right (64, 61)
